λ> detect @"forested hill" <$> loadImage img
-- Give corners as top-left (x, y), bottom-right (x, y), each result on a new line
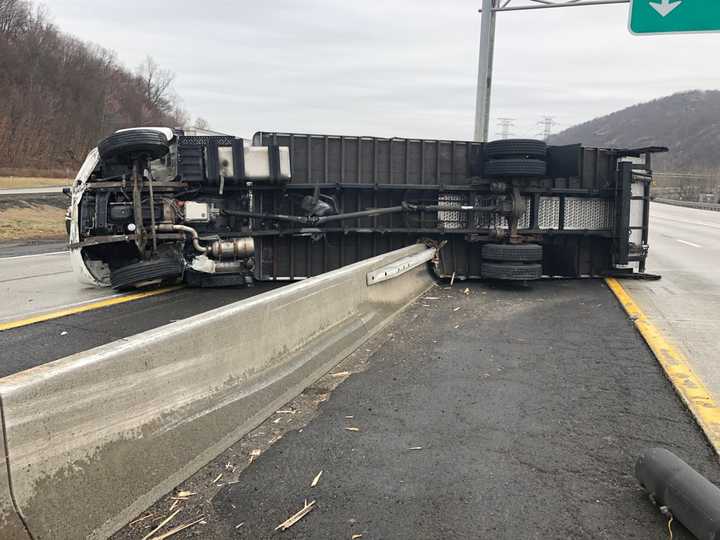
top-left (549, 90), bottom-right (720, 173)
top-left (0, 0), bottom-right (188, 175)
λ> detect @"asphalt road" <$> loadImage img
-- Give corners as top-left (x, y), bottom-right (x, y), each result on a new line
top-left (0, 250), bottom-right (115, 324)
top-left (0, 283), bottom-right (280, 378)
top-left (118, 280), bottom-right (717, 540)
top-left (624, 202), bottom-right (720, 403)
top-left (0, 239), bottom-right (67, 258)
top-left (0, 241), bottom-right (282, 377)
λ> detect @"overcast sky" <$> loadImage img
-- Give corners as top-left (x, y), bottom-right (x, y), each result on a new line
top-left (49, 0), bottom-right (719, 141)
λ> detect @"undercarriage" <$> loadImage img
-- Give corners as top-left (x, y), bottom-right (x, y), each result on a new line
top-left (68, 127), bottom-right (666, 289)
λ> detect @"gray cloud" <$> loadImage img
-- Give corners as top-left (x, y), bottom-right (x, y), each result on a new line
top-left (50, 0), bottom-right (720, 141)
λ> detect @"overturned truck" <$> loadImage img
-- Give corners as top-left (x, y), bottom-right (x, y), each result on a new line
top-left (67, 127), bottom-right (665, 289)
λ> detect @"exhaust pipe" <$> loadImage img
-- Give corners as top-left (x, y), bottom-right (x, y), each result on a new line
top-left (636, 447), bottom-right (720, 539)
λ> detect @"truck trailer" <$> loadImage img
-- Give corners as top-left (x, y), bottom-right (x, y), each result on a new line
top-left (66, 127), bottom-right (665, 289)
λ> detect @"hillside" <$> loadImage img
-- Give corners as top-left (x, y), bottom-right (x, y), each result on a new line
top-left (0, 0), bottom-right (189, 175)
top-left (549, 90), bottom-right (720, 172)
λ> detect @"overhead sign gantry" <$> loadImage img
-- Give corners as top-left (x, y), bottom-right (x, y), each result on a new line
top-left (473, 0), bottom-right (720, 142)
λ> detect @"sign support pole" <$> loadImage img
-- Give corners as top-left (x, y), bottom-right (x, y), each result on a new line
top-left (472, 0), bottom-right (636, 142)
top-left (473, 0), bottom-right (497, 142)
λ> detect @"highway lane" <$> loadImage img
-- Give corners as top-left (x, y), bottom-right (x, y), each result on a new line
top-left (624, 202), bottom-right (720, 402)
top-left (0, 245), bottom-right (283, 376)
top-left (0, 240), bottom-right (68, 258)
top-left (0, 283), bottom-right (280, 378)
top-left (0, 250), bottom-right (116, 324)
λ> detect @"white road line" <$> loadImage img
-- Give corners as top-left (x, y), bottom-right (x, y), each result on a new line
top-left (651, 215), bottom-right (720, 231)
top-left (0, 251), bottom-right (67, 261)
top-left (675, 239), bottom-right (702, 248)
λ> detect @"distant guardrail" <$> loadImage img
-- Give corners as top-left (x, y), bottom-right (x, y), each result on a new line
top-left (653, 198), bottom-right (720, 212)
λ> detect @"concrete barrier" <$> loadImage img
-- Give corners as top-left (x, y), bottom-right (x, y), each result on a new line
top-left (654, 198), bottom-right (720, 212)
top-left (0, 408), bottom-right (30, 539)
top-left (0, 244), bottom-right (435, 539)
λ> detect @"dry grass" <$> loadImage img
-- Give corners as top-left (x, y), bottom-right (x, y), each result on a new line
top-left (0, 204), bottom-right (66, 240)
top-left (0, 176), bottom-right (70, 189)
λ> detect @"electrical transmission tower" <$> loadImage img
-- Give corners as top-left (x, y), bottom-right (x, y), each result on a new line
top-left (496, 117), bottom-right (515, 139)
top-left (537, 116), bottom-right (557, 140)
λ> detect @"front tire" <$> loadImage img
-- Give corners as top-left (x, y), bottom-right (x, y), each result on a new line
top-left (110, 257), bottom-right (183, 290)
top-left (98, 129), bottom-right (170, 162)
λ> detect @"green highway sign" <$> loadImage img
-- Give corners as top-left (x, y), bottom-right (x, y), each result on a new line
top-left (629, 0), bottom-right (720, 35)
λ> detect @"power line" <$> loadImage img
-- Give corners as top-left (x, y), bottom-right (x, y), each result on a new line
top-left (537, 116), bottom-right (557, 140)
top-left (496, 117), bottom-right (515, 139)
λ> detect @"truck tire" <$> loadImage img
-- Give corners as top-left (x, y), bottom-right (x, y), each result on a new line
top-left (98, 129), bottom-right (170, 162)
top-left (481, 243), bottom-right (543, 263)
top-left (484, 158), bottom-right (546, 178)
top-left (481, 262), bottom-right (542, 281)
top-left (110, 257), bottom-right (183, 290)
top-left (485, 139), bottom-right (547, 159)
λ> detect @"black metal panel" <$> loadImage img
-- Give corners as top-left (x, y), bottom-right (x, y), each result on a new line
top-left (205, 139), bottom-right (219, 186)
top-left (546, 144), bottom-right (582, 182)
top-left (246, 132), bottom-right (658, 280)
top-left (254, 132), bottom-right (482, 187)
top-left (615, 161), bottom-right (633, 265)
top-left (177, 145), bottom-right (205, 183)
top-left (254, 232), bottom-right (417, 280)
top-left (231, 139), bottom-right (245, 181)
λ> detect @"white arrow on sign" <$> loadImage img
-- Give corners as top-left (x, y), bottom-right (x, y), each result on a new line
top-left (649, 0), bottom-right (682, 17)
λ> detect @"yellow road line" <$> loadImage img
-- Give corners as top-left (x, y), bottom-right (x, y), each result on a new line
top-left (0, 286), bottom-right (182, 332)
top-left (606, 277), bottom-right (720, 455)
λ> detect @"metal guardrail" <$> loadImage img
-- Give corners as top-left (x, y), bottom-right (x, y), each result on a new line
top-left (654, 198), bottom-right (720, 212)
top-left (0, 244), bottom-right (436, 539)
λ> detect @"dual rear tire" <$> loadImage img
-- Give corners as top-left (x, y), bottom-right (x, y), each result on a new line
top-left (481, 243), bottom-right (543, 281)
top-left (483, 139), bottom-right (547, 178)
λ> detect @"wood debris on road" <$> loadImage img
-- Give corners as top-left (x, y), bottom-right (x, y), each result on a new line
top-left (129, 513), bottom-right (155, 526)
top-left (141, 509), bottom-right (181, 540)
top-left (275, 499), bottom-right (316, 531)
top-left (211, 473), bottom-right (223, 484)
top-left (310, 470), bottom-right (323, 487)
top-left (170, 490), bottom-right (196, 500)
top-left (148, 515), bottom-right (205, 540)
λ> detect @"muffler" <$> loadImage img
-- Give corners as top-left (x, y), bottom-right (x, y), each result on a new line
top-left (636, 447), bottom-right (720, 539)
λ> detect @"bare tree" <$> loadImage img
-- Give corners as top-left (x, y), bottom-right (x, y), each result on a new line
top-left (136, 55), bottom-right (176, 116)
top-left (194, 117), bottom-right (210, 130)
top-left (0, 0), bottom-right (30, 36)
top-left (0, 2), bottom-right (191, 173)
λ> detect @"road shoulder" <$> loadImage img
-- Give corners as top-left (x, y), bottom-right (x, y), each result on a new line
top-left (115, 280), bottom-right (717, 539)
